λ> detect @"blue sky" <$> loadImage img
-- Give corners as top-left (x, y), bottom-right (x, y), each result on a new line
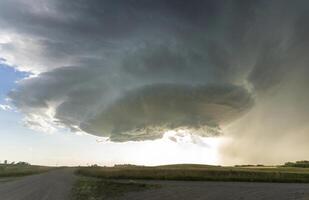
top-left (0, 63), bottom-right (29, 104)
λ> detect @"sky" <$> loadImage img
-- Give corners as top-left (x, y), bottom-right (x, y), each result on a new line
top-left (0, 0), bottom-right (309, 166)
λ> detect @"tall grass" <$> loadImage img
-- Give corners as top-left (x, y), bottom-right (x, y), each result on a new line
top-left (76, 164), bottom-right (309, 183)
top-left (0, 164), bottom-right (51, 177)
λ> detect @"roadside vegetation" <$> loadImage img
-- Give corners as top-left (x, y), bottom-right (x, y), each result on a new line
top-left (76, 163), bottom-right (309, 183)
top-left (71, 177), bottom-right (157, 200)
top-left (0, 163), bottom-right (51, 178)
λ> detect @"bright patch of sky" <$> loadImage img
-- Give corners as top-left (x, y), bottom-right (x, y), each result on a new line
top-left (0, 62), bottom-right (30, 104)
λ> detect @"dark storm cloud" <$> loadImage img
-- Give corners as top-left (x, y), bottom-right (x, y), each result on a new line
top-left (0, 0), bottom-right (256, 72)
top-left (9, 63), bottom-right (253, 140)
top-left (81, 84), bottom-right (253, 141)
top-left (3, 0), bottom-right (309, 145)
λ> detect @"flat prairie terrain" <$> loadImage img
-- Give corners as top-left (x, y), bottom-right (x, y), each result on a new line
top-left (1, 164), bottom-right (309, 200)
top-left (72, 165), bottom-right (309, 200)
top-left (118, 180), bottom-right (309, 200)
top-left (77, 164), bottom-right (309, 183)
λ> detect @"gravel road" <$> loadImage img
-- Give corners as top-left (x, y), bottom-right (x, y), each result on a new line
top-left (0, 169), bottom-right (76, 200)
top-left (118, 180), bottom-right (309, 200)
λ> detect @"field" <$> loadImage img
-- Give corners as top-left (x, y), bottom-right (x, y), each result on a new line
top-left (0, 164), bottom-right (52, 178)
top-left (76, 164), bottom-right (309, 183)
top-left (1, 164), bottom-right (309, 200)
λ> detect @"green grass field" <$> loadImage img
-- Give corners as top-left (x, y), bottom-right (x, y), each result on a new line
top-left (76, 164), bottom-right (309, 183)
top-left (0, 164), bottom-right (52, 178)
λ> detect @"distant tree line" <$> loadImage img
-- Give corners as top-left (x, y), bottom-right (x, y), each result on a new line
top-left (284, 161), bottom-right (309, 168)
top-left (0, 160), bottom-right (30, 166)
top-left (234, 164), bottom-right (265, 167)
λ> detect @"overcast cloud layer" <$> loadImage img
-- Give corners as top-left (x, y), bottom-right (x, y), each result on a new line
top-left (1, 0), bottom-right (309, 162)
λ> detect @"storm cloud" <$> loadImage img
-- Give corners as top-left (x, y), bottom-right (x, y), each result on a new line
top-left (1, 0), bottom-right (309, 162)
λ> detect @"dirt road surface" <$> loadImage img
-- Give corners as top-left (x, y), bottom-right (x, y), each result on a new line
top-left (0, 169), bottom-right (76, 200)
top-left (119, 180), bottom-right (309, 200)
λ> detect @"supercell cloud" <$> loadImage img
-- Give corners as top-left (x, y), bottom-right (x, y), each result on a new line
top-left (1, 0), bottom-right (309, 153)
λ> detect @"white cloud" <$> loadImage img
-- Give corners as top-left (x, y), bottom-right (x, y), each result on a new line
top-left (0, 104), bottom-right (12, 111)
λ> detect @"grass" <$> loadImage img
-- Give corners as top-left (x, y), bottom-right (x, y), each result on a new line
top-left (76, 164), bottom-right (309, 183)
top-left (71, 177), bottom-right (157, 200)
top-left (0, 164), bottom-right (52, 178)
